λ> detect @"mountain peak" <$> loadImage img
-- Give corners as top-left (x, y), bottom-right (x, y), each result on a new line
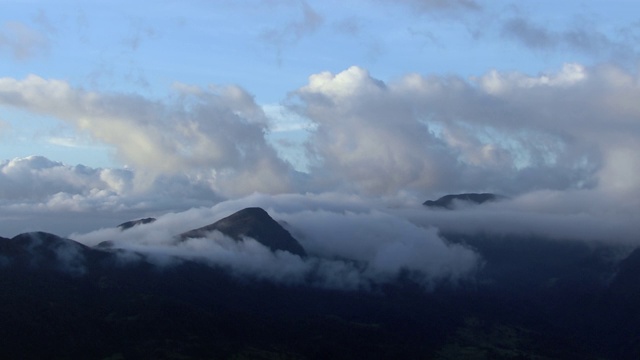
top-left (117, 218), bottom-right (156, 230)
top-left (180, 207), bottom-right (307, 257)
top-left (1, 232), bottom-right (89, 274)
top-left (423, 193), bottom-right (504, 209)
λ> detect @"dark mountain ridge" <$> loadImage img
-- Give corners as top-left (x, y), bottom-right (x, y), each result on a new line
top-left (117, 217), bottom-right (156, 230)
top-left (0, 232), bottom-right (93, 274)
top-left (1, 207), bottom-right (640, 358)
top-left (424, 192), bottom-right (505, 209)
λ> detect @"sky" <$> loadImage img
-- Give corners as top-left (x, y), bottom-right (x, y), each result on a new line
top-left (1, 1), bottom-right (640, 284)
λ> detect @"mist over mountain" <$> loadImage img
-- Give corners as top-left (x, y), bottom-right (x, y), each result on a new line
top-left (2, 200), bottom-right (640, 358)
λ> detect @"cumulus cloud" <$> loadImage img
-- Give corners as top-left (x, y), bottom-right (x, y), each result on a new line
top-left (2, 62), bottom-right (640, 202)
top-left (0, 156), bottom-right (110, 201)
top-left (1, 62), bottom-right (640, 246)
top-left (0, 76), bottom-right (294, 196)
top-left (292, 63), bottom-right (640, 198)
top-left (0, 156), bottom-right (222, 236)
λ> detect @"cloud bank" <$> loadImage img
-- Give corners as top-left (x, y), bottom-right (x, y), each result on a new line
top-left (4, 62), bottom-right (638, 199)
top-left (69, 187), bottom-right (640, 290)
top-left (72, 193), bottom-right (481, 290)
top-left (0, 76), bottom-right (295, 196)
top-left (294, 64), bottom-right (640, 197)
top-left (0, 155), bottom-right (221, 235)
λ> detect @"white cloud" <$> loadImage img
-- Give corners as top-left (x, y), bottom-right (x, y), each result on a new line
top-left (0, 75), bottom-right (295, 196)
top-left (292, 63), bottom-right (640, 197)
top-left (401, 189), bottom-right (640, 247)
top-left (67, 188), bottom-right (640, 290)
top-left (72, 193), bottom-right (481, 289)
top-left (0, 156), bottom-right (223, 235)
top-left (478, 63), bottom-right (587, 95)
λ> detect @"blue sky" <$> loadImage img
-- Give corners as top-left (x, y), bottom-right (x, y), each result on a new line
top-left (1, 1), bottom-right (640, 236)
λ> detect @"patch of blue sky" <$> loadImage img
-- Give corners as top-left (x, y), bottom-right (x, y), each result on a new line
top-left (0, 107), bottom-right (115, 167)
top-left (263, 104), bottom-right (316, 172)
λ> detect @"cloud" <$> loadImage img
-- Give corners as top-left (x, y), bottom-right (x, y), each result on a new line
top-left (0, 155), bottom-right (223, 236)
top-left (0, 156), bottom-right (110, 201)
top-left (69, 187), bottom-right (640, 290)
top-left (0, 76), bottom-right (295, 196)
top-left (378, 0), bottom-right (481, 14)
top-left (121, 17), bottom-right (158, 52)
top-left (291, 63), bottom-right (640, 197)
top-left (33, 9), bottom-right (57, 35)
top-left (260, 0), bottom-right (324, 62)
top-left (0, 21), bottom-right (50, 60)
top-left (3, 167), bottom-right (639, 288)
top-left (0, 155), bottom-right (224, 207)
top-left (501, 16), bottom-right (640, 61)
top-left (72, 193), bottom-right (481, 290)
top-left (46, 136), bottom-right (89, 148)
top-left (2, 62), bottom-right (640, 208)
top-left (400, 190), bottom-right (640, 250)
top-left (501, 17), bottom-right (556, 50)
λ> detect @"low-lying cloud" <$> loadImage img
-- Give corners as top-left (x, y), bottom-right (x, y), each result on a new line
top-left (69, 187), bottom-right (640, 290)
top-left (72, 193), bottom-right (481, 290)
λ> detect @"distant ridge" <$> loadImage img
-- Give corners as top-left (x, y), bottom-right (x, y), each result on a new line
top-left (117, 218), bottom-right (156, 230)
top-left (180, 207), bottom-right (306, 257)
top-left (423, 193), bottom-right (504, 209)
top-left (0, 232), bottom-right (91, 274)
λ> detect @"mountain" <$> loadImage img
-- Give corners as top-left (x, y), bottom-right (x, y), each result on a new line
top-left (423, 193), bottom-right (504, 209)
top-left (3, 212), bottom-right (640, 358)
top-left (117, 217), bottom-right (156, 230)
top-left (0, 232), bottom-right (93, 274)
top-left (179, 207), bottom-right (307, 257)
top-left (607, 246), bottom-right (640, 302)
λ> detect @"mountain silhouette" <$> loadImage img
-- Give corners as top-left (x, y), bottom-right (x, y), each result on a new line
top-left (117, 217), bottom-right (156, 230)
top-left (2, 211), bottom-right (640, 358)
top-left (423, 193), bottom-right (504, 209)
top-left (0, 232), bottom-right (90, 274)
top-left (180, 207), bottom-right (307, 257)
